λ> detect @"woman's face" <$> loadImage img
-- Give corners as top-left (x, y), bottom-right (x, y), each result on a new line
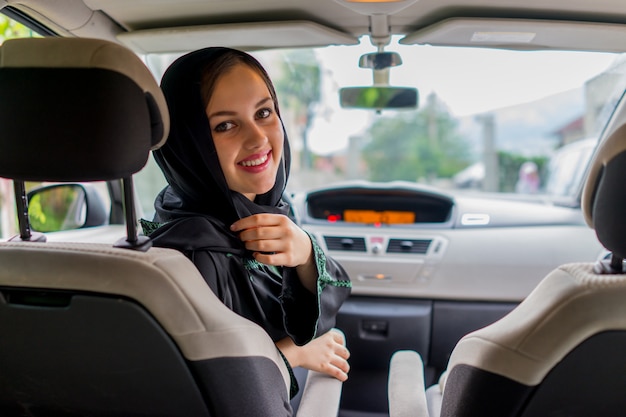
top-left (205, 63), bottom-right (284, 201)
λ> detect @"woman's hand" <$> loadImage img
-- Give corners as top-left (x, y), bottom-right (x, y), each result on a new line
top-left (231, 213), bottom-right (311, 266)
top-left (231, 213), bottom-right (317, 292)
top-left (277, 330), bottom-right (351, 382)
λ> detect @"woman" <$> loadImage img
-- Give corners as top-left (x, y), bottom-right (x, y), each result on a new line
top-left (142, 47), bottom-right (352, 392)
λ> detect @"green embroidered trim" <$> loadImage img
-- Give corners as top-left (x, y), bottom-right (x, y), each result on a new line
top-left (303, 230), bottom-right (351, 339)
top-left (305, 230), bottom-right (352, 293)
top-left (243, 257), bottom-right (263, 271)
top-left (320, 275), bottom-right (352, 288)
top-left (139, 218), bottom-right (164, 236)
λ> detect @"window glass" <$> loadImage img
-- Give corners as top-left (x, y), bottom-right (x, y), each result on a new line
top-left (137, 38), bottom-right (626, 219)
top-left (0, 14), bottom-right (39, 41)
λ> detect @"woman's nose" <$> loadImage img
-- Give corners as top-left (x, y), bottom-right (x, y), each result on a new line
top-left (244, 123), bottom-right (268, 149)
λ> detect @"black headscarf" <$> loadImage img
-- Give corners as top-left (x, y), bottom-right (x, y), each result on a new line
top-left (152, 47), bottom-right (291, 229)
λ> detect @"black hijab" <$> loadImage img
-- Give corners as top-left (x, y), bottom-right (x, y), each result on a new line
top-left (152, 47), bottom-right (291, 229)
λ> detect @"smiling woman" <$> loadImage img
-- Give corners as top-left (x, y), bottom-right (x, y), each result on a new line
top-left (141, 47), bottom-right (353, 396)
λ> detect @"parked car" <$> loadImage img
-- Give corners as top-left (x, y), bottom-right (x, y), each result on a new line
top-left (1, 1), bottom-right (626, 416)
top-left (544, 137), bottom-right (598, 199)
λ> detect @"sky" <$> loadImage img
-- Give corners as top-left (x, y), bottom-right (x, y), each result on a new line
top-left (304, 39), bottom-right (618, 155)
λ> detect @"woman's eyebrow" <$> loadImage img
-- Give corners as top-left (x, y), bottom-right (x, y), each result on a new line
top-left (206, 109), bottom-right (235, 120)
top-left (207, 96), bottom-right (273, 120)
top-left (256, 97), bottom-right (273, 107)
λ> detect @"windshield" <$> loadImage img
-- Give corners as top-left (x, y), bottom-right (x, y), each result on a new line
top-left (137, 37), bottom-right (626, 216)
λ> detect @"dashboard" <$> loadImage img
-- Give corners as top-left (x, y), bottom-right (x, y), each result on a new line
top-left (291, 181), bottom-right (605, 301)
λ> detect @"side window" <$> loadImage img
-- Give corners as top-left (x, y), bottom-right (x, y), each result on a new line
top-left (0, 15), bottom-right (39, 40)
top-left (0, 14), bottom-right (43, 239)
top-left (134, 153), bottom-right (167, 220)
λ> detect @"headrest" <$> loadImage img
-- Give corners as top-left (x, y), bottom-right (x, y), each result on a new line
top-left (581, 124), bottom-right (626, 259)
top-left (0, 37), bottom-right (169, 182)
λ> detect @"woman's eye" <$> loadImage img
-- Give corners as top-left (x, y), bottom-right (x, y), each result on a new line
top-left (214, 121), bottom-right (235, 132)
top-left (256, 108), bottom-right (272, 119)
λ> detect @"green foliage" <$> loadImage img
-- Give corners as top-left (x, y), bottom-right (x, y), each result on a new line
top-left (28, 185), bottom-right (82, 232)
top-left (273, 49), bottom-right (321, 169)
top-left (28, 193), bottom-right (49, 231)
top-left (274, 49), bottom-right (321, 110)
top-left (362, 94), bottom-right (472, 182)
top-left (0, 15), bottom-right (38, 42)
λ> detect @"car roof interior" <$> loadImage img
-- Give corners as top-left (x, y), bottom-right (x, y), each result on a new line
top-left (6, 0), bottom-right (626, 54)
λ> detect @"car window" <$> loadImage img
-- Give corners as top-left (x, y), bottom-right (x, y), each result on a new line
top-left (139, 37), bottom-right (626, 206)
top-left (134, 154), bottom-right (167, 220)
top-left (543, 138), bottom-right (597, 198)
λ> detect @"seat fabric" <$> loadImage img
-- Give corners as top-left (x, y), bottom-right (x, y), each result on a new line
top-left (0, 243), bottom-right (293, 416)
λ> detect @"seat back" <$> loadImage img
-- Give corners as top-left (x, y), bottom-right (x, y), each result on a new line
top-left (437, 125), bottom-right (626, 417)
top-left (0, 37), bottom-right (292, 416)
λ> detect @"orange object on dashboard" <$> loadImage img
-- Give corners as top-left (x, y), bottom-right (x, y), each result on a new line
top-left (343, 209), bottom-right (415, 224)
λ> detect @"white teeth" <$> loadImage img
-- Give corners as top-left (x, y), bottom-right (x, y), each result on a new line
top-left (240, 153), bottom-right (268, 167)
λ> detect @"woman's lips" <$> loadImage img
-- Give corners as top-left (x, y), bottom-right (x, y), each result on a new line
top-left (238, 149), bottom-right (272, 172)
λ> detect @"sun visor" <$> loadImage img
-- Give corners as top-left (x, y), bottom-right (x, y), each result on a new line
top-left (118, 20), bottom-right (359, 54)
top-left (400, 18), bottom-right (626, 52)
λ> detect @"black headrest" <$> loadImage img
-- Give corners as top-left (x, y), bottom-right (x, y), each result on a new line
top-left (0, 38), bottom-right (169, 182)
top-left (582, 124), bottom-right (626, 260)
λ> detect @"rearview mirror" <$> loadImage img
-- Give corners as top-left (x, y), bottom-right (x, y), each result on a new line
top-left (340, 86), bottom-right (418, 110)
top-left (359, 51), bottom-right (403, 70)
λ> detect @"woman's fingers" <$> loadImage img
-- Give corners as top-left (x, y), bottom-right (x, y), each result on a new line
top-left (232, 213), bottom-right (312, 267)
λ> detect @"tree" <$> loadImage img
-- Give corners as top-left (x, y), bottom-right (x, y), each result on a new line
top-left (273, 49), bottom-right (321, 170)
top-left (0, 16), bottom-right (37, 42)
top-left (362, 93), bottom-right (471, 182)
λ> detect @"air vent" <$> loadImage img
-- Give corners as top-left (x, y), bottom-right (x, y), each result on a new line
top-left (324, 236), bottom-right (367, 252)
top-left (386, 239), bottom-right (431, 254)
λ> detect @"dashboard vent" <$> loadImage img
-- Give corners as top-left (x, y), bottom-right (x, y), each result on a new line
top-left (386, 239), bottom-right (431, 254)
top-left (324, 236), bottom-right (367, 252)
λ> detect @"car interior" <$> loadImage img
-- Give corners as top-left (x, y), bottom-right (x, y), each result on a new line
top-left (0, 1), bottom-right (626, 416)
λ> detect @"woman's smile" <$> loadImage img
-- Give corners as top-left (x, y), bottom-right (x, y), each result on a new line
top-left (238, 149), bottom-right (272, 171)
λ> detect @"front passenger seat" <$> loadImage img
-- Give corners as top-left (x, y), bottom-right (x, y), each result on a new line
top-left (0, 37), bottom-right (341, 417)
top-left (388, 123), bottom-right (626, 417)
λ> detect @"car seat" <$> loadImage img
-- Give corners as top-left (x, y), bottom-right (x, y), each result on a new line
top-left (0, 37), bottom-right (341, 417)
top-left (387, 123), bottom-right (626, 417)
